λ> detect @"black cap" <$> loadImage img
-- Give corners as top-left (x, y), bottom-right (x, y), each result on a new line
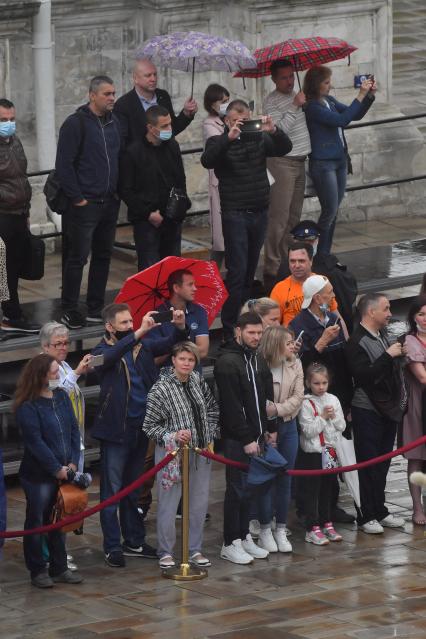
top-left (290, 220), bottom-right (321, 240)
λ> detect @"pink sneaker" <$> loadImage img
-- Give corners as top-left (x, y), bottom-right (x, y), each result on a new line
top-left (322, 522), bottom-right (343, 542)
top-left (305, 525), bottom-right (329, 546)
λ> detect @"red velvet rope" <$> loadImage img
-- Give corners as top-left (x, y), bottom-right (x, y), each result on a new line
top-left (0, 451), bottom-right (175, 539)
top-left (197, 434), bottom-right (426, 476)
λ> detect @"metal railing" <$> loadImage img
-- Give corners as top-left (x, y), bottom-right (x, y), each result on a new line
top-left (25, 110), bottom-right (426, 249)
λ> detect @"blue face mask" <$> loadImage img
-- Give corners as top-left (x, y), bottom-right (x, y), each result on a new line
top-left (0, 121), bottom-right (16, 138)
top-left (159, 129), bottom-right (172, 142)
top-left (319, 303), bottom-right (329, 314)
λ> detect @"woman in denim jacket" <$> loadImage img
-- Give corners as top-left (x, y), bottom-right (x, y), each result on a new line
top-left (303, 66), bottom-right (376, 255)
top-left (14, 354), bottom-right (83, 588)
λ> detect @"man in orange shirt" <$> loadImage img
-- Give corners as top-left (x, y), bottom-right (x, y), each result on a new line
top-left (270, 242), bottom-right (338, 326)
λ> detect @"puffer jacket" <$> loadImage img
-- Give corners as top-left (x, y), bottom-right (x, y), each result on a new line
top-left (270, 356), bottom-right (304, 421)
top-left (200, 128), bottom-right (292, 213)
top-left (0, 136), bottom-right (31, 215)
top-left (298, 392), bottom-right (346, 454)
top-left (143, 367), bottom-right (219, 448)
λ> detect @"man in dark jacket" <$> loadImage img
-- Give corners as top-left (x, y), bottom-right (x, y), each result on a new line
top-left (55, 76), bottom-right (122, 330)
top-left (345, 293), bottom-right (406, 534)
top-left (91, 303), bottom-right (188, 568)
top-left (0, 98), bottom-right (39, 333)
top-left (214, 312), bottom-right (276, 564)
top-left (201, 100), bottom-right (292, 339)
top-left (119, 105), bottom-right (189, 270)
top-left (114, 58), bottom-right (197, 145)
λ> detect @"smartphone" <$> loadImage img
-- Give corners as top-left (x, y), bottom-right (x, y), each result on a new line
top-left (89, 354), bottom-right (104, 367)
top-left (296, 330), bottom-right (304, 342)
top-left (154, 310), bottom-right (173, 324)
top-left (240, 119), bottom-right (262, 134)
top-left (354, 73), bottom-right (374, 88)
top-left (397, 334), bottom-right (406, 345)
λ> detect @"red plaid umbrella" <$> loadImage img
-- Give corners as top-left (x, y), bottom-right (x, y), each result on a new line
top-left (115, 256), bottom-right (228, 329)
top-left (234, 37), bottom-right (357, 79)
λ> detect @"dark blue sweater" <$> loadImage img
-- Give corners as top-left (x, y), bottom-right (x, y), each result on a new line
top-left (16, 390), bottom-right (81, 482)
top-left (55, 105), bottom-right (122, 203)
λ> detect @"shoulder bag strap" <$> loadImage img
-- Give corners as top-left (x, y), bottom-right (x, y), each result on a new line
top-left (308, 398), bottom-right (325, 446)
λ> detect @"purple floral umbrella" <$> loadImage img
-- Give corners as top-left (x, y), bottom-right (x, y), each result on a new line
top-left (136, 31), bottom-right (257, 97)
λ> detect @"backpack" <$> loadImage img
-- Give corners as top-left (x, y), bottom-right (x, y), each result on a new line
top-left (43, 111), bottom-right (86, 214)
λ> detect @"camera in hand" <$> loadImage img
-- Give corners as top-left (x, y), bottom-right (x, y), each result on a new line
top-left (240, 119), bottom-right (262, 134)
top-left (66, 468), bottom-right (93, 489)
top-left (354, 74), bottom-right (374, 88)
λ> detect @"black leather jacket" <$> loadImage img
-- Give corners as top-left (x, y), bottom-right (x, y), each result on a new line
top-left (0, 135), bottom-right (31, 215)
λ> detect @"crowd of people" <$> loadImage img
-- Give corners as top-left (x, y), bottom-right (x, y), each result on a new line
top-left (0, 57), bottom-right (374, 335)
top-left (0, 57), bottom-right (424, 591)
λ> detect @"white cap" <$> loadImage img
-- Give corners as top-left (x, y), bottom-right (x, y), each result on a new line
top-left (301, 275), bottom-right (329, 309)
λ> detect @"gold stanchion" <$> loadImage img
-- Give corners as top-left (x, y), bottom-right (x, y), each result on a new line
top-left (163, 445), bottom-right (208, 581)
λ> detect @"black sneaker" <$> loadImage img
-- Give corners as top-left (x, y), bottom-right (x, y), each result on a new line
top-left (61, 310), bottom-right (86, 330)
top-left (52, 569), bottom-right (83, 584)
top-left (1, 316), bottom-right (41, 333)
top-left (122, 543), bottom-right (157, 558)
top-left (31, 571), bottom-right (54, 588)
top-left (86, 313), bottom-right (103, 325)
top-left (105, 551), bottom-right (126, 567)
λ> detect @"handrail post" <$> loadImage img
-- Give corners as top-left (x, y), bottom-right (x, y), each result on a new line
top-left (163, 445), bottom-right (207, 581)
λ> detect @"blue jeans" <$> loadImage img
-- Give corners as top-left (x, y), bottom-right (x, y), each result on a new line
top-left (20, 476), bottom-right (67, 578)
top-left (221, 208), bottom-right (268, 339)
top-left (100, 434), bottom-right (148, 554)
top-left (258, 418), bottom-right (299, 526)
top-left (309, 157), bottom-right (347, 255)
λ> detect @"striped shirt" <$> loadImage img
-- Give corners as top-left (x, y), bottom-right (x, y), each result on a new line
top-left (263, 90), bottom-right (311, 157)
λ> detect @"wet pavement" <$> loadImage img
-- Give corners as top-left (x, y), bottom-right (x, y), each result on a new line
top-left (1, 455), bottom-right (425, 638)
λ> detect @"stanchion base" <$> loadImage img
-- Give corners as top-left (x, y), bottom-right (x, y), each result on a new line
top-left (162, 562), bottom-right (208, 581)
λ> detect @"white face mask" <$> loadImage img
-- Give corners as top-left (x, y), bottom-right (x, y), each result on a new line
top-left (312, 240), bottom-right (319, 257)
top-left (48, 379), bottom-right (61, 390)
top-left (219, 101), bottom-right (230, 116)
top-left (415, 321), bottom-right (426, 333)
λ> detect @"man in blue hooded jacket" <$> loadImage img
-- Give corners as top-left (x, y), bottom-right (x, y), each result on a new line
top-left (91, 303), bottom-right (188, 568)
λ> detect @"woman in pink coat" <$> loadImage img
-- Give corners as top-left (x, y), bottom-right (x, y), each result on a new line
top-left (202, 84), bottom-right (230, 268)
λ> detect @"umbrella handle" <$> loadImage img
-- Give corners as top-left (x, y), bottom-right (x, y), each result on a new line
top-left (293, 56), bottom-right (301, 91)
top-left (190, 58), bottom-right (195, 99)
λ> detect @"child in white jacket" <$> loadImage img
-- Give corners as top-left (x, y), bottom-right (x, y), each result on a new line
top-left (298, 362), bottom-right (346, 545)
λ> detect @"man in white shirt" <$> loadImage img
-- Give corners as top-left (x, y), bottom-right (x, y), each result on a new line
top-left (263, 60), bottom-right (311, 291)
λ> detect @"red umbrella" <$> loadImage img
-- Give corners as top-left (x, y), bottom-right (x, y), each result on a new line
top-left (234, 36), bottom-right (357, 82)
top-left (115, 256), bottom-right (228, 329)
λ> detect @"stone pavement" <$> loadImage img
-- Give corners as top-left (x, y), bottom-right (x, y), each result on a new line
top-left (1, 453), bottom-right (426, 639)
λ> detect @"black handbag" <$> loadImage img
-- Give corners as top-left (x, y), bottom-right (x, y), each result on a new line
top-left (164, 186), bottom-right (190, 223)
top-left (19, 233), bottom-right (45, 280)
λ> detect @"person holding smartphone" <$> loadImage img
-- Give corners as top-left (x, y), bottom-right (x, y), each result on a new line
top-left (201, 100), bottom-right (292, 341)
top-left (90, 303), bottom-right (188, 568)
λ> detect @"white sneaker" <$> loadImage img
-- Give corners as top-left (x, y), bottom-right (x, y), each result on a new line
top-left (359, 519), bottom-right (384, 534)
top-left (258, 528), bottom-right (278, 552)
top-left (380, 514), bottom-right (405, 529)
top-left (249, 519), bottom-right (260, 538)
top-left (220, 539), bottom-right (253, 565)
top-left (273, 528), bottom-right (293, 553)
top-left (242, 533), bottom-right (269, 559)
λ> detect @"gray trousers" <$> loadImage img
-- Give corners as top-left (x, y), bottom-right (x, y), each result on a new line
top-left (155, 445), bottom-right (211, 558)
top-left (264, 156), bottom-right (306, 278)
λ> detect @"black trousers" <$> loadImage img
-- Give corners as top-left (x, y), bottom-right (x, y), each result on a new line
top-left (0, 212), bottom-right (27, 320)
top-left (222, 439), bottom-right (252, 546)
top-left (297, 448), bottom-right (334, 531)
top-left (351, 406), bottom-right (397, 525)
top-left (62, 200), bottom-right (119, 313)
top-left (133, 218), bottom-right (181, 272)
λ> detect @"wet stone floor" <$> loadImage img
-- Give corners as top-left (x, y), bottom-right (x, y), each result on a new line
top-left (1, 456), bottom-right (425, 639)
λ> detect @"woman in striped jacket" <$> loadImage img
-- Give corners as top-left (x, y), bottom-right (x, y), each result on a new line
top-left (143, 341), bottom-right (219, 570)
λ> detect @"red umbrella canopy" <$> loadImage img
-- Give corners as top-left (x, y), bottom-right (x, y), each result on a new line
top-left (234, 36), bottom-right (357, 78)
top-left (115, 256), bottom-right (228, 329)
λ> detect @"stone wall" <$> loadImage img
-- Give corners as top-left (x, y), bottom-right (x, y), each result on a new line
top-left (0, 0), bottom-right (425, 234)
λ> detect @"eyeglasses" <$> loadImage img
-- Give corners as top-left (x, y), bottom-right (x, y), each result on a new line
top-left (50, 340), bottom-right (70, 348)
